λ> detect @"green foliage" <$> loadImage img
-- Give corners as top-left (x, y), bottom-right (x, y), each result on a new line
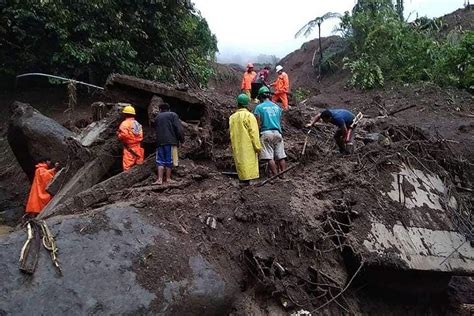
top-left (432, 31), bottom-right (474, 89)
top-left (293, 87), bottom-right (311, 103)
top-left (0, 0), bottom-right (218, 86)
top-left (318, 38), bottom-right (350, 74)
top-left (343, 55), bottom-right (384, 89)
top-left (341, 0), bottom-right (473, 90)
top-left (295, 12), bottom-right (343, 39)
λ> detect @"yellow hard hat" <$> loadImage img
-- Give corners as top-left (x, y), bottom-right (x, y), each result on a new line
top-left (122, 104), bottom-right (136, 115)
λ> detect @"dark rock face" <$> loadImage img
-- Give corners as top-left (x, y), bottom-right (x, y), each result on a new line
top-left (0, 205), bottom-right (236, 315)
top-left (7, 102), bottom-right (74, 180)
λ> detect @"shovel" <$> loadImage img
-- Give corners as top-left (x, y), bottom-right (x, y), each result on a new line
top-left (301, 128), bottom-right (312, 156)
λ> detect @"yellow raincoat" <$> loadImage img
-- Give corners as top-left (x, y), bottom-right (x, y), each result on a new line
top-left (229, 108), bottom-right (262, 181)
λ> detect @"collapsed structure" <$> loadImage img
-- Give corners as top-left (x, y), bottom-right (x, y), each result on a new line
top-left (0, 74), bottom-right (473, 315)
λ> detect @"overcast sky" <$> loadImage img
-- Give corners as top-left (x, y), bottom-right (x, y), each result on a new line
top-left (192, 0), bottom-right (466, 63)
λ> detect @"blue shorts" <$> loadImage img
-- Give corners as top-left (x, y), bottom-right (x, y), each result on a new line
top-left (156, 145), bottom-right (178, 168)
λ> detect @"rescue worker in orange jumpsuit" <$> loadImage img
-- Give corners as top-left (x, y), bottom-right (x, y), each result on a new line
top-left (271, 65), bottom-right (290, 111)
top-left (241, 63), bottom-right (257, 99)
top-left (25, 158), bottom-right (58, 216)
top-left (117, 104), bottom-right (144, 171)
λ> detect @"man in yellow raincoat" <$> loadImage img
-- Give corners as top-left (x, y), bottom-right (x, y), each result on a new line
top-left (229, 94), bottom-right (262, 185)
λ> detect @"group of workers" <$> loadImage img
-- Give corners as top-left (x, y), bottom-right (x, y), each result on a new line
top-left (24, 101), bottom-right (184, 217)
top-left (241, 63), bottom-right (290, 110)
top-left (229, 84), bottom-right (356, 184)
top-left (230, 63), bottom-right (357, 183)
top-left (117, 103), bottom-right (184, 184)
top-left (230, 86), bottom-right (287, 185)
top-left (24, 63), bottom-right (357, 216)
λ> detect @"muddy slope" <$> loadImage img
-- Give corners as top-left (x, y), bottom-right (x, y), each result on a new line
top-left (1, 75), bottom-right (472, 315)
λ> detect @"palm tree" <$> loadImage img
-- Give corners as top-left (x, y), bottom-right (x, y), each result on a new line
top-left (295, 12), bottom-right (342, 78)
top-left (395, 0), bottom-right (404, 20)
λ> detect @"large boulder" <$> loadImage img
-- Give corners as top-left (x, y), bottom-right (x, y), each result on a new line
top-left (0, 205), bottom-right (237, 315)
top-left (7, 101), bottom-right (74, 180)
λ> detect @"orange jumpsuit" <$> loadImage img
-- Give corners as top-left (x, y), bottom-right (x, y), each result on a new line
top-left (25, 163), bottom-right (56, 214)
top-left (241, 71), bottom-right (256, 98)
top-left (117, 117), bottom-right (144, 171)
top-left (271, 72), bottom-right (290, 110)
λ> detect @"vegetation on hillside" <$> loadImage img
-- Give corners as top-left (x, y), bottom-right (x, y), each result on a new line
top-left (341, 0), bottom-right (473, 90)
top-left (0, 0), bottom-right (218, 86)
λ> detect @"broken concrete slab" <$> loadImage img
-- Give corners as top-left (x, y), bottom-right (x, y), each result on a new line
top-left (77, 104), bottom-right (122, 147)
top-left (347, 161), bottom-right (474, 278)
top-left (385, 163), bottom-right (455, 211)
top-left (106, 74), bottom-right (205, 106)
top-left (362, 221), bottom-right (474, 273)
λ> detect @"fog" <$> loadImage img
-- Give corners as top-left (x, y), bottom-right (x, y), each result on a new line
top-left (192, 0), bottom-right (466, 65)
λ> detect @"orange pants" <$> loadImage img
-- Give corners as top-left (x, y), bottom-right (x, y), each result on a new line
top-left (272, 93), bottom-right (288, 110)
top-left (123, 144), bottom-right (144, 171)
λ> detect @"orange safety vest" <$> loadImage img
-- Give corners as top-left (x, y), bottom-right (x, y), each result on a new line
top-left (25, 163), bottom-right (56, 214)
top-left (117, 117), bottom-right (143, 145)
top-left (273, 72), bottom-right (290, 94)
top-left (241, 71), bottom-right (257, 90)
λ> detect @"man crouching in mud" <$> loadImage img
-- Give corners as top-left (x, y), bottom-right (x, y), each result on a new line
top-left (306, 109), bottom-right (356, 154)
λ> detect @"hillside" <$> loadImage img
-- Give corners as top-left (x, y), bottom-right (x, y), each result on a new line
top-left (0, 5), bottom-right (473, 316)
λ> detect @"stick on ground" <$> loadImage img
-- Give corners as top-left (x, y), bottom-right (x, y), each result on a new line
top-left (256, 164), bottom-right (299, 186)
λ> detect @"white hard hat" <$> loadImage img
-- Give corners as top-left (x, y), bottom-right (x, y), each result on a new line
top-left (276, 65), bottom-right (283, 72)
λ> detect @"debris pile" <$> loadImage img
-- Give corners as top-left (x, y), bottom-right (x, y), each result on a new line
top-left (0, 74), bottom-right (472, 315)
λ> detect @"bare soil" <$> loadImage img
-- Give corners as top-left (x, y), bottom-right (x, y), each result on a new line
top-left (1, 7), bottom-right (473, 312)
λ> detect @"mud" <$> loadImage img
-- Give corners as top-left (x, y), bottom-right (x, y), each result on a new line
top-left (1, 10), bottom-right (473, 312)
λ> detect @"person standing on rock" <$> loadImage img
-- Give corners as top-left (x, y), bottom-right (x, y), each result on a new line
top-left (306, 109), bottom-right (356, 154)
top-left (154, 103), bottom-right (184, 185)
top-left (117, 104), bottom-right (144, 171)
top-left (270, 65), bottom-right (290, 111)
top-left (254, 86), bottom-right (287, 176)
top-left (25, 158), bottom-right (59, 217)
top-left (229, 94), bottom-right (262, 186)
top-left (241, 63), bottom-right (257, 99)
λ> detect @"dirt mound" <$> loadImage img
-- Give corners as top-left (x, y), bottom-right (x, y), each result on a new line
top-left (277, 36), bottom-right (348, 93)
top-left (439, 6), bottom-right (474, 34)
top-left (2, 74), bottom-right (472, 315)
top-left (208, 62), bottom-right (242, 95)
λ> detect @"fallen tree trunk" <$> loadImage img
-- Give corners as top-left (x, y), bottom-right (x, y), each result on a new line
top-left (38, 112), bottom-right (124, 219)
top-left (40, 156), bottom-right (156, 218)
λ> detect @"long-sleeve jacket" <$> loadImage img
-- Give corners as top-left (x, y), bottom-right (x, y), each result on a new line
top-left (25, 163), bottom-right (56, 213)
top-left (117, 117), bottom-right (143, 145)
top-left (273, 72), bottom-right (290, 94)
top-left (154, 111), bottom-right (184, 146)
top-left (229, 108), bottom-right (261, 181)
top-left (241, 71), bottom-right (257, 90)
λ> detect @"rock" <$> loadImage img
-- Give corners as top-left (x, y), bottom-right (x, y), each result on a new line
top-left (363, 133), bottom-right (391, 146)
top-left (0, 205), bottom-right (237, 315)
top-left (148, 95), bottom-right (164, 127)
top-left (7, 102), bottom-right (75, 180)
